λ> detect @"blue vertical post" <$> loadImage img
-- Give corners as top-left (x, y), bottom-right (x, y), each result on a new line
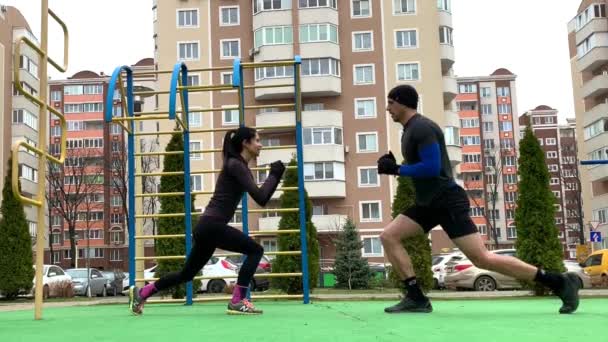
top-left (105, 66), bottom-right (136, 287)
top-left (170, 62), bottom-right (193, 305)
top-left (293, 56), bottom-right (310, 304)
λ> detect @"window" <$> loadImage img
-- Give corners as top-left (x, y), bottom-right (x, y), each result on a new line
top-left (470, 207), bottom-right (485, 217)
top-left (355, 98), bottom-right (376, 118)
top-left (505, 191), bottom-right (517, 202)
top-left (354, 64), bottom-right (375, 84)
top-left (304, 127), bottom-right (342, 145)
top-left (592, 207), bottom-right (608, 224)
top-left (190, 141), bottom-right (202, 160)
top-left (89, 230), bottom-right (103, 239)
top-left (178, 42), bottom-right (199, 60)
top-left (463, 154), bottom-right (481, 163)
top-left (548, 164), bottom-right (559, 172)
top-left (460, 118), bottom-right (479, 128)
top-left (303, 162), bottom-right (345, 181)
top-left (395, 30), bottom-right (417, 48)
top-left (503, 156), bottom-right (516, 166)
top-left (12, 109), bottom-right (38, 130)
top-left (483, 122), bottom-right (494, 133)
top-left (111, 195), bottom-right (122, 207)
top-left (352, 0), bottom-right (371, 17)
top-left (299, 0), bottom-right (337, 8)
top-left (477, 225), bottom-right (487, 235)
top-left (261, 239), bottom-right (278, 253)
top-left (584, 119), bottom-right (606, 140)
top-left (439, 26), bottom-right (453, 45)
top-left (301, 58), bottom-right (340, 77)
top-left (357, 132), bottom-right (378, 152)
top-left (498, 104), bottom-right (511, 114)
top-left (19, 164), bottom-right (38, 183)
top-left (221, 72), bottom-right (233, 86)
top-left (254, 65), bottom-right (294, 80)
top-left (110, 249), bottom-right (121, 261)
top-left (188, 112), bottom-right (202, 128)
top-left (353, 31), bottom-right (373, 51)
top-left (229, 212), bottom-right (243, 224)
top-left (459, 84), bottom-right (477, 93)
top-left (19, 55), bottom-right (39, 78)
top-left (360, 201), bottom-right (381, 222)
top-left (396, 63), bottom-right (420, 81)
top-left (496, 87), bottom-right (510, 97)
top-left (362, 236), bottom-right (383, 256)
top-left (63, 85), bottom-right (83, 95)
top-left (488, 210), bottom-right (500, 220)
top-left (460, 136), bottom-right (480, 146)
top-left (507, 226), bottom-right (517, 239)
top-left (500, 121), bottom-right (513, 132)
top-left (444, 127), bottom-right (459, 146)
top-left (255, 26), bottom-right (293, 48)
top-left (359, 167), bottom-right (379, 186)
top-left (111, 123), bottom-right (122, 135)
top-left (437, 0), bottom-right (451, 12)
top-left (191, 175), bottom-right (203, 191)
top-left (546, 151), bottom-right (558, 159)
top-left (220, 6), bottom-right (239, 26)
top-left (561, 156), bottom-right (576, 164)
top-left (221, 40), bottom-right (240, 59)
top-left (254, 0), bottom-right (292, 13)
top-left (553, 191), bottom-right (561, 199)
top-left (186, 74), bottom-right (200, 86)
top-left (505, 174), bottom-right (517, 184)
top-left (481, 87), bottom-right (491, 98)
top-left (51, 90), bottom-right (61, 101)
top-left (394, 0), bottom-right (415, 14)
top-left (177, 9), bottom-right (198, 27)
top-left (545, 138), bottom-right (556, 145)
top-left (223, 108), bottom-right (239, 125)
top-left (300, 24), bottom-right (338, 44)
top-left (312, 204), bottom-right (329, 216)
top-left (261, 138), bottom-right (281, 147)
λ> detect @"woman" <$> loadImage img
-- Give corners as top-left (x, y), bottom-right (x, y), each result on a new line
top-left (129, 126), bottom-right (286, 315)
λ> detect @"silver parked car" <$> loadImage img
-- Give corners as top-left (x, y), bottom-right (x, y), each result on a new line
top-left (65, 268), bottom-right (107, 297)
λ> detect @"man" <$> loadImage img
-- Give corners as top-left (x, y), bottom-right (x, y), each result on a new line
top-left (377, 85), bottom-right (579, 314)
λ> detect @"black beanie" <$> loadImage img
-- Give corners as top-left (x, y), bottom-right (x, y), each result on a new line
top-left (388, 85), bottom-right (418, 110)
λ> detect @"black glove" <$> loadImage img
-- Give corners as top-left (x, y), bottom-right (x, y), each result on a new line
top-left (270, 160), bottom-right (286, 177)
top-left (377, 152), bottom-right (399, 175)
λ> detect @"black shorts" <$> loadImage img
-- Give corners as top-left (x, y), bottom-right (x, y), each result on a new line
top-left (402, 185), bottom-right (478, 239)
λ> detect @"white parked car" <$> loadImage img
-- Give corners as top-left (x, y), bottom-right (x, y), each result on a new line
top-left (32, 265), bottom-right (72, 299)
top-left (143, 257), bottom-right (238, 293)
top-left (432, 252), bottom-right (465, 289)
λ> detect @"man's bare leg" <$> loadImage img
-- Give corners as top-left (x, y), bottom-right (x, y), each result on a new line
top-left (452, 233), bottom-right (580, 314)
top-left (380, 215), bottom-right (432, 313)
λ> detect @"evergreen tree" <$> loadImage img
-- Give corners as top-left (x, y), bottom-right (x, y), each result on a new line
top-left (388, 175), bottom-right (433, 292)
top-left (271, 158), bottom-right (319, 293)
top-left (515, 127), bottom-right (564, 295)
top-left (333, 218), bottom-right (371, 289)
top-left (0, 157), bottom-right (34, 299)
top-left (155, 131), bottom-right (200, 298)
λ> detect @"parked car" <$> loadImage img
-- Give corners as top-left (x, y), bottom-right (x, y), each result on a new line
top-left (432, 252), bottom-right (465, 289)
top-left (580, 249), bottom-right (608, 287)
top-left (31, 265), bottom-right (73, 299)
top-left (564, 260), bottom-right (592, 289)
top-left (144, 257), bottom-right (238, 293)
top-left (102, 270), bottom-right (126, 296)
top-left (122, 272), bottom-right (130, 292)
top-left (445, 249), bottom-right (594, 291)
top-left (222, 255), bottom-right (272, 291)
top-left (65, 268), bottom-right (108, 297)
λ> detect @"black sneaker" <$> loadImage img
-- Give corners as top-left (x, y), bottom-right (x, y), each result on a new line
top-left (555, 273), bottom-right (580, 314)
top-left (129, 286), bottom-right (145, 316)
top-left (384, 297), bottom-right (433, 314)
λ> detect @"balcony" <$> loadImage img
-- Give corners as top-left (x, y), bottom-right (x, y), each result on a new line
top-left (447, 145), bottom-right (462, 167)
top-left (299, 7), bottom-right (339, 26)
top-left (253, 45), bottom-right (294, 64)
top-left (443, 76), bottom-right (457, 104)
top-left (577, 46), bottom-right (608, 73)
top-left (464, 180), bottom-right (484, 190)
top-left (576, 18), bottom-right (608, 46)
top-left (252, 9), bottom-right (291, 32)
top-left (440, 44), bottom-right (455, 74)
top-left (438, 10), bottom-right (453, 27)
top-left (258, 214), bottom-right (347, 232)
top-left (444, 110), bottom-right (459, 127)
top-left (256, 109), bottom-right (343, 130)
top-left (257, 147), bottom-right (296, 165)
top-left (254, 75), bottom-right (342, 100)
top-left (587, 164), bottom-right (608, 182)
top-left (581, 74), bottom-right (608, 100)
top-left (300, 42), bottom-right (340, 60)
top-left (305, 180), bottom-right (346, 198)
top-left (584, 103), bottom-right (608, 127)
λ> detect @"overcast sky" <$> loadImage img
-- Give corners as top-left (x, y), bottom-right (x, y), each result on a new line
top-left (8, 0), bottom-right (581, 122)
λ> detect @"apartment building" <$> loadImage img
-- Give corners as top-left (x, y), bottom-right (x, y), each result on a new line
top-left (45, 59), bottom-right (154, 271)
top-left (520, 108), bottom-right (581, 258)
top-left (0, 6), bottom-right (42, 240)
top-left (448, 69), bottom-right (520, 250)
top-left (568, 1), bottom-right (608, 249)
top-left (153, 0), bottom-right (460, 260)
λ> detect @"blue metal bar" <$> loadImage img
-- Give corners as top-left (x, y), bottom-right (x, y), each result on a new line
top-left (105, 66), bottom-right (136, 287)
top-left (581, 160), bottom-right (608, 165)
top-left (293, 55), bottom-right (310, 304)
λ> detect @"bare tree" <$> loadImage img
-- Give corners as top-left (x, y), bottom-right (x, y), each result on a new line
top-left (140, 139), bottom-right (161, 236)
top-left (47, 149), bottom-right (104, 268)
top-left (464, 147), bottom-right (504, 249)
top-left (559, 141), bottom-right (585, 245)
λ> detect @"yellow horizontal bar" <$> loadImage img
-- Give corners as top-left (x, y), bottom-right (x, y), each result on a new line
top-left (133, 90), bottom-right (170, 96)
top-left (134, 187), bottom-right (297, 198)
top-left (243, 208), bottom-right (299, 214)
top-left (262, 145), bottom-right (296, 151)
top-left (132, 66), bottom-right (233, 76)
top-left (244, 83), bottom-right (293, 90)
top-left (190, 127), bottom-right (236, 134)
top-left (244, 103), bottom-right (294, 110)
top-left (241, 61), bottom-right (298, 69)
top-left (137, 273), bottom-right (301, 283)
top-left (214, 251), bottom-right (301, 257)
top-left (136, 255), bottom-right (184, 261)
top-left (254, 125), bottom-right (296, 131)
top-left (178, 85), bottom-right (235, 92)
top-left (135, 165), bottom-right (298, 177)
top-left (146, 294), bottom-right (303, 304)
top-left (134, 130), bottom-right (179, 137)
top-left (249, 229), bottom-right (300, 236)
top-left (135, 234), bottom-right (185, 240)
top-left (113, 115), bottom-right (169, 121)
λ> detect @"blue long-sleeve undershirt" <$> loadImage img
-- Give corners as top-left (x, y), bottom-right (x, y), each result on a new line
top-left (398, 143), bottom-right (441, 178)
